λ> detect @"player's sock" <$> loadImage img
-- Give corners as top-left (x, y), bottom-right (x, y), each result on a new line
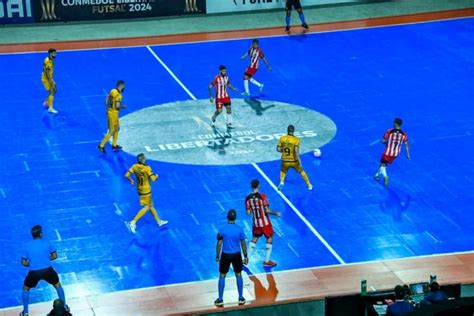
top-left (249, 78), bottom-right (262, 87)
top-left (218, 276), bottom-right (225, 300)
top-left (279, 171), bottom-right (287, 184)
top-left (248, 241), bottom-right (256, 257)
top-left (244, 80), bottom-right (249, 94)
top-left (375, 167), bottom-right (381, 177)
top-left (298, 12), bottom-right (306, 24)
top-left (56, 286), bottom-right (66, 305)
top-left (265, 243), bottom-right (273, 262)
top-left (236, 275), bottom-right (243, 298)
top-left (99, 134), bottom-right (112, 148)
top-left (300, 171), bottom-right (311, 186)
top-left (47, 95), bottom-right (54, 110)
top-left (22, 291), bottom-right (29, 314)
top-left (380, 166), bottom-right (387, 178)
top-left (286, 16), bottom-right (291, 27)
top-left (150, 207), bottom-right (162, 223)
top-left (112, 132), bottom-right (119, 147)
top-left (132, 206), bottom-right (149, 223)
top-left (226, 113), bottom-right (232, 125)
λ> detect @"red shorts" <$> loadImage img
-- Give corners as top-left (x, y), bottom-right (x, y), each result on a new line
top-left (215, 97), bottom-right (231, 110)
top-left (252, 225), bottom-right (274, 238)
top-left (381, 154), bottom-right (398, 164)
top-left (245, 67), bottom-right (258, 77)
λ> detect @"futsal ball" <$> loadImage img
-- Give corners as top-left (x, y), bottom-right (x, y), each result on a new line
top-left (313, 148), bottom-right (322, 158)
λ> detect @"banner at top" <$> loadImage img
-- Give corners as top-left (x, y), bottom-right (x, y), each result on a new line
top-left (0, 0), bottom-right (34, 24)
top-left (32, 0), bottom-right (206, 22)
top-left (206, 0), bottom-right (357, 14)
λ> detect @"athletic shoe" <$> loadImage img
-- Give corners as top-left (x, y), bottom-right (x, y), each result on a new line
top-left (302, 23), bottom-right (309, 29)
top-left (128, 221), bottom-right (136, 234)
top-left (158, 220), bottom-right (168, 227)
top-left (210, 118), bottom-right (216, 127)
top-left (308, 184), bottom-right (313, 191)
top-left (285, 25), bottom-right (291, 32)
top-left (277, 182), bottom-right (284, 191)
top-left (20, 311), bottom-right (29, 316)
top-left (238, 297), bottom-right (246, 305)
top-left (48, 108), bottom-right (58, 114)
top-left (374, 175), bottom-right (379, 181)
top-left (263, 260), bottom-right (277, 267)
top-left (98, 145), bottom-right (106, 154)
top-left (259, 84), bottom-right (264, 93)
top-left (112, 145), bottom-right (123, 150)
top-left (214, 298), bottom-right (224, 307)
top-left (241, 92), bottom-right (250, 96)
top-left (384, 176), bottom-right (389, 187)
top-left (227, 123), bottom-right (235, 129)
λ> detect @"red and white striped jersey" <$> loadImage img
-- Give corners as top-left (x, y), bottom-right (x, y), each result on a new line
top-left (211, 74), bottom-right (230, 99)
top-left (245, 192), bottom-right (271, 228)
top-left (247, 47), bottom-right (264, 69)
top-left (383, 128), bottom-right (408, 157)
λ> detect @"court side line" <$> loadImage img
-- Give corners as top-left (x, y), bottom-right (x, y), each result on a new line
top-left (145, 45), bottom-right (345, 265)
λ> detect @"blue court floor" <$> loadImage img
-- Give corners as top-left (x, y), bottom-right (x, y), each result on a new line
top-left (0, 17), bottom-right (473, 308)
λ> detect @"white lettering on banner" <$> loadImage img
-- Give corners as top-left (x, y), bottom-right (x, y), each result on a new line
top-left (61, 0), bottom-right (116, 6)
top-left (206, 0), bottom-right (357, 14)
top-left (0, 0), bottom-right (32, 18)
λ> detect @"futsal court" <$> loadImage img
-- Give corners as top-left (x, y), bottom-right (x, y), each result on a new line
top-left (0, 14), bottom-right (473, 313)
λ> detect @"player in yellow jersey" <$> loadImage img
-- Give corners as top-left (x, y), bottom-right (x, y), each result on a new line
top-left (41, 48), bottom-right (58, 114)
top-left (98, 80), bottom-right (126, 153)
top-left (276, 125), bottom-right (313, 191)
top-left (125, 153), bottom-right (168, 233)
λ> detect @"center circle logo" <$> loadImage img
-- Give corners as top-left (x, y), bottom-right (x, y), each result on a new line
top-left (120, 99), bottom-right (337, 165)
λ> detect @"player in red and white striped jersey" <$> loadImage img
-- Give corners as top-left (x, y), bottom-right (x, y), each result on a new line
top-left (208, 65), bottom-right (238, 129)
top-left (245, 179), bottom-right (281, 267)
top-left (375, 118), bottom-right (411, 186)
top-left (240, 39), bottom-right (271, 96)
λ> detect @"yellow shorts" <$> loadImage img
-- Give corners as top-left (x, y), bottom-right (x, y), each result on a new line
top-left (281, 161), bottom-right (303, 173)
top-left (41, 77), bottom-right (56, 93)
top-left (107, 112), bottom-right (119, 132)
top-left (139, 193), bottom-right (153, 206)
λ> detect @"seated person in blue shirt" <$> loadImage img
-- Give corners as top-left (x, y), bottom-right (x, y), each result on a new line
top-left (386, 285), bottom-right (415, 316)
top-left (421, 282), bottom-right (448, 306)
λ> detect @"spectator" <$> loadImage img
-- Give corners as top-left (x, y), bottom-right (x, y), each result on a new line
top-left (214, 209), bottom-right (248, 307)
top-left (20, 225), bottom-right (68, 316)
top-left (47, 299), bottom-right (72, 316)
top-left (386, 285), bottom-right (415, 316)
top-left (421, 282), bottom-right (448, 305)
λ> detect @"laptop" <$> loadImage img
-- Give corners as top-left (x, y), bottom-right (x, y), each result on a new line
top-left (409, 282), bottom-right (429, 303)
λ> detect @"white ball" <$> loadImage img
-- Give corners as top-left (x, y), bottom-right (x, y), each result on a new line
top-left (313, 148), bottom-right (322, 158)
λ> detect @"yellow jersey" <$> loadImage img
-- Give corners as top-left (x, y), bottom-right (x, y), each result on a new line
top-left (42, 57), bottom-right (54, 81)
top-left (126, 163), bottom-right (157, 195)
top-left (106, 88), bottom-right (123, 113)
top-left (278, 134), bottom-right (300, 162)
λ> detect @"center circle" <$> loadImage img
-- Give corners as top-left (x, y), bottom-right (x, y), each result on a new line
top-left (120, 99), bottom-right (337, 165)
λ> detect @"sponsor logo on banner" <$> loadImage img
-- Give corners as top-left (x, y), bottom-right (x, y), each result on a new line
top-left (33, 0), bottom-right (206, 22)
top-left (0, 0), bottom-right (34, 24)
top-left (206, 0), bottom-right (356, 14)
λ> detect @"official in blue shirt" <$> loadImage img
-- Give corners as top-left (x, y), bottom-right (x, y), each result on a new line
top-left (421, 282), bottom-right (448, 306)
top-left (386, 285), bottom-right (415, 316)
top-left (20, 225), bottom-right (68, 316)
top-left (214, 209), bottom-right (248, 307)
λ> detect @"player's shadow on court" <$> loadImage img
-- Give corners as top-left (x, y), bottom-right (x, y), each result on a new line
top-left (243, 269), bottom-right (279, 305)
top-left (207, 127), bottom-right (231, 155)
top-left (380, 186), bottom-right (412, 222)
top-left (244, 98), bottom-right (275, 116)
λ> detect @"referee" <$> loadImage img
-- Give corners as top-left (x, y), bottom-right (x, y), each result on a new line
top-left (20, 225), bottom-right (68, 316)
top-left (214, 209), bottom-right (248, 307)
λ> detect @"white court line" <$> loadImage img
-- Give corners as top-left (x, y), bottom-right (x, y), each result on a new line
top-left (190, 213), bottom-right (200, 226)
top-left (287, 242), bottom-right (300, 258)
top-left (73, 140), bottom-right (102, 145)
top-left (146, 45), bottom-right (346, 264)
top-left (69, 170), bottom-right (100, 176)
top-left (252, 163), bottom-right (345, 264)
top-left (23, 161), bottom-right (30, 171)
top-left (1, 16), bottom-right (472, 55)
top-left (55, 229), bottom-right (62, 241)
top-left (0, 188), bottom-right (5, 198)
top-left (113, 203), bottom-right (123, 215)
